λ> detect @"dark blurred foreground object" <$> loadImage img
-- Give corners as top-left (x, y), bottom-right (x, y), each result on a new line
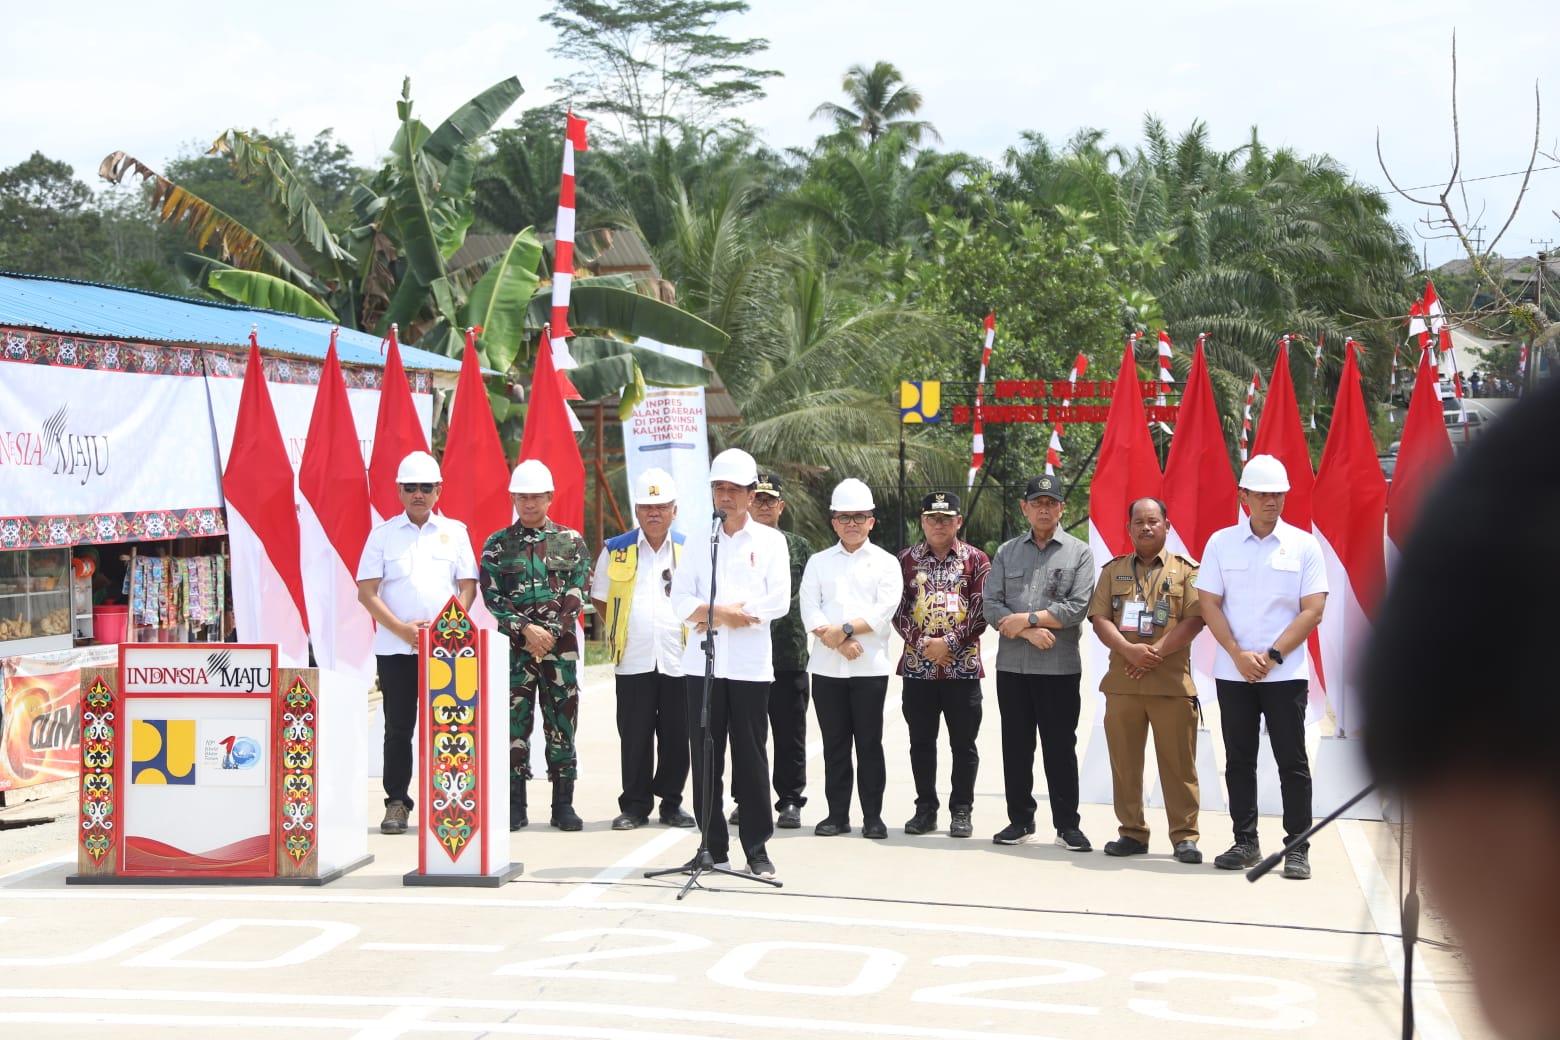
top-left (1362, 376), bottom-right (1560, 1040)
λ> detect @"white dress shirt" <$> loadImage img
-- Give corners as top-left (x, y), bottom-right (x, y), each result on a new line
top-left (1195, 515), bottom-right (1328, 682)
top-left (590, 533), bottom-right (685, 677)
top-left (669, 513), bottom-right (790, 682)
top-left (799, 539), bottom-right (903, 677)
top-left (357, 512), bottom-right (479, 656)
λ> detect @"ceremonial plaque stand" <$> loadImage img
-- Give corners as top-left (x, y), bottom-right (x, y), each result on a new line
top-left (404, 597), bottom-right (522, 888)
top-left (69, 643), bottom-right (372, 885)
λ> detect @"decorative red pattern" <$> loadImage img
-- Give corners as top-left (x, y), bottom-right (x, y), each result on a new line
top-left (123, 833), bottom-right (271, 873)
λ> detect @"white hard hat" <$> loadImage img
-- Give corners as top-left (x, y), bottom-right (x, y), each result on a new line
top-left (1240, 454), bottom-right (1291, 493)
top-left (708, 448), bottom-right (758, 486)
top-left (508, 459), bottom-right (555, 494)
top-left (635, 468), bottom-right (677, 505)
top-left (830, 478), bottom-right (875, 512)
top-left (396, 451), bottom-right (441, 484)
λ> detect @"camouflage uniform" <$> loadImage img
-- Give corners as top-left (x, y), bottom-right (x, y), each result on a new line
top-left (480, 519), bottom-right (590, 782)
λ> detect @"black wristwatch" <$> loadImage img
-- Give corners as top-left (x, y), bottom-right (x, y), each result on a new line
top-left (1266, 646), bottom-right (1284, 664)
top-left (842, 622), bottom-right (855, 638)
top-left (1027, 611), bottom-right (1040, 627)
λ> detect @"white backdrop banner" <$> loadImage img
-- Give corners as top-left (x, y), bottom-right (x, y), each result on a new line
top-left (622, 340), bottom-right (712, 537)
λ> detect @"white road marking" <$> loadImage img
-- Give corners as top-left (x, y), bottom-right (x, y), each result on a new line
top-left (0, 850), bottom-right (72, 886)
top-left (562, 826), bottom-right (690, 905)
top-left (359, 942), bottom-right (506, 953)
top-left (0, 988), bottom-right (1070, 1039)
top-left (1337, 820), bottom-right (1461, 1040)
top-left (346, 1003), bottom-right (434, 1040)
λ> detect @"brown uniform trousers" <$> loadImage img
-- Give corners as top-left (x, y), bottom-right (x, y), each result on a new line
top-left (1087, 550), bottom-right (1202, 846)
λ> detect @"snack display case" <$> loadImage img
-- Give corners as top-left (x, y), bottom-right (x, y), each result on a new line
top-left (0, 548), bottom-right (73, 654)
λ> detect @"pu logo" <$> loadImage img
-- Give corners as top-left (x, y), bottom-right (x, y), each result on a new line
top-left (130, 719), bottom-right (197, 784)
top-left (648, 484), bottom-right (661, 497)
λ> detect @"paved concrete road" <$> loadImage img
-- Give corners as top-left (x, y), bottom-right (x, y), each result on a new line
top-left (0, 654), bottom-right (1494, 1039)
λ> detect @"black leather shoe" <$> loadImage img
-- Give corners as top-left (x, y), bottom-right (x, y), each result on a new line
top-left (612, 813), bottom-right (649, 830)
top-left (1174, 840), bottom-right (1203, 864)
top-left (814, 819), bottom-right (852, 836)
top-left (658, 806), bottom-right (696, 828)
top-left (863, 818), bottom-right (888, 839)
top-left (904, 810), bottom-right (937, 835)
top-left (1103, 836), bottom-right (1150, 857)
top-left (776, 803), bottom-right (802, 829)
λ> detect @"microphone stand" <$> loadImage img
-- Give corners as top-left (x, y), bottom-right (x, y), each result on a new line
top-left (1245, 782), bottom-right (1419, 1040)
top-left (645, 509), bottom-right (782, 898)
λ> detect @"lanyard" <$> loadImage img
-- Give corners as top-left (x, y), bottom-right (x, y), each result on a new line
top-left (1130, 555), bottom-right (1162, 604)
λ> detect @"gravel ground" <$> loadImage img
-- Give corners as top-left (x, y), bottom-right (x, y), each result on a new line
top-left (0, 778), bottom-right (77, 870)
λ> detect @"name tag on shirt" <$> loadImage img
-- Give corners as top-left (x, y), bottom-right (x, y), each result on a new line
top-left (1120, 601), bottom-right (1143, 633)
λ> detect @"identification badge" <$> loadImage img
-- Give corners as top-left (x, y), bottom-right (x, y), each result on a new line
top-left (1137, 612), bottom-right (1155, 636)
top-left (1153, 601), bottom-right (1169, 626)
top-left (1120, 600), bottom-right (1143, 633)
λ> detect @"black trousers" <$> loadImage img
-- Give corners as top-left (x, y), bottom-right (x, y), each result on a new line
top-left (615, 669), bottom-right (690, 817)
top-left (686, 676), bottom-right (773, 861)
top-left (768, 668), bottom-right (810, 809)
top-left (377, 653), bottom-right (419, 811)
top-left (901, 677), bottom-right (982, 813)
top-left (811, 674), bottom-right (889, 824)
top-left (1216, 678), bottom-right (1313, 848)
top-left (995, 671), bottom-right (1081, 831)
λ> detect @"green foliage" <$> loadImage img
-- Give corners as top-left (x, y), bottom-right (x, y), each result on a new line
top-left (541, 0), bottom-right (781, 147)
top-left (811, 61), bottom-right (940, 145)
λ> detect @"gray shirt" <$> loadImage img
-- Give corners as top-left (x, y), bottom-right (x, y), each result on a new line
top-left (984, 526), bottom-right (1096, 675)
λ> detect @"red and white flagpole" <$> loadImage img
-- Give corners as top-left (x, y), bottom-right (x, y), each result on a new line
top-left (548, 112), bottom-right (590, 401)
top-left (1240, 369), bottom-right (1261, 463)
top-left (1044, 352), bottom-right (1087, 475)
top-left (1309, 334), bottom-right (1324, 431)
top-left (1156, 329), bottom-right (1174, 406)
top-left (968, 312), bottom-right (995, 489)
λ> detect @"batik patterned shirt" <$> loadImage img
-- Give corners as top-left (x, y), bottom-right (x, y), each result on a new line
top-left (892, 539), bottom-right (990, 680)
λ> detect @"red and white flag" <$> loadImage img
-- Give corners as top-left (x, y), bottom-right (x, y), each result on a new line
top-left (441, 327), bottom-right (517, 565)
top-left (223, 333), bottom-right (309, 665)
top-left (1089, 340), bottom-right (1163, 561)
top-left (1155, 329), bottom-right (1174, 405)
top-left (1240, 369), bottom-right (1261, 463)
top-left (547, 112), bottom-right (590, 400)
top-left (520, 326), bottom-right (587, 536)
top-left (1163, 336), bottom-right (1237, 562)
top-left (968, 312), bottom-right (995, 488)
top-left (1312, 341), bottom-right (1388, 735)
top-left (1250, 337), bottom-right (1324, 714)
top-left (1424, 278), bottom-right (1468, 434)
top-left (1387, 344), bottom-right (1453, 562)
top-left (366, 324), bottom-right (430, 525)
top-left (1044, 352), bottom-right (1087, 476)
top-left (298, 329), bottom-right (376, 680)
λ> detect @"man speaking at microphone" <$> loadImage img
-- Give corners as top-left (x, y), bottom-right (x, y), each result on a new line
top-left (668, 448), bottom-right (791, 879)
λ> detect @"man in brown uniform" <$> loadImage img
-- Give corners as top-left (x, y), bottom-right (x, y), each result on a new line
top-left (1087, 497), bottom-right (1206, 864)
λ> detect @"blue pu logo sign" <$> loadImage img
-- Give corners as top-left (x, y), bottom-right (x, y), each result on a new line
top-left (130, 719), bottom-right (196, 784)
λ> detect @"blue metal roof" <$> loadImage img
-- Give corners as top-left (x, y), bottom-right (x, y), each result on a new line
top-left (0, 271), bottom-right (463, 373)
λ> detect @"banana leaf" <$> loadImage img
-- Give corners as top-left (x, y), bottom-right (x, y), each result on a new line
top-left (463, 228), bottom-right (543, 374)
top-left (527, 283), bottom-right (728, 354)
top-left (207, 269), bottom-right (335, 320)
top-left (568, 336), bottom-right (712, 388)
top-left (423, 77), bottom-right (524, 165)
top-left (567, 354), bottom-right (638, 402)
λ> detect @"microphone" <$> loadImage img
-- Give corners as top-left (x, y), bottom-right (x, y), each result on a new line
top-left (713, 509), bottom-right (727, 520)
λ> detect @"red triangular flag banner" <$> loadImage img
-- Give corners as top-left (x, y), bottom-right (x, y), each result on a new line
top-left (1387, 346), bottom-right (1454, 552)
top-left (1163, 338), bottom-right (1237, 560)
top-left (440, 330), bottom-right (514, 564)
top-left (367, 325), bottom-right (430, 524)
top-left (519, 336), bottom-right (586, 535)
top-left (1088, 341), bottom-right (1164, 558)
top-left (1250, 340), bottom-right (1315, 529)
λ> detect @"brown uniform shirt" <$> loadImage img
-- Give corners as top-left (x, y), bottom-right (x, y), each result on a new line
top-left (1087, 548), bottom-right (1202, 697)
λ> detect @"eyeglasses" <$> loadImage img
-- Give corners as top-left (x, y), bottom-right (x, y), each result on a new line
top-left (922, 515), bottom-right (958, 524)
top-left (833, 514), bottom-right (873, 525)
top-left (400, 483), bottom-right (438, 494)
top-left (662, 568), bottom-right (673, 596)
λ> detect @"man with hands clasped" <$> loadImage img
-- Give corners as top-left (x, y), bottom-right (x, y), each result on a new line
top-left (984, 474), bottom-right (1097, 851)
top-left (799, 479), bottom-right (902, 839)
top-left (1195, 454), bottom-right (1327, 880)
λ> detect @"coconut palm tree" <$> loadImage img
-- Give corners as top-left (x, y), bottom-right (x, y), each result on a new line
top-left (811, 61), bottom-right (940, 146)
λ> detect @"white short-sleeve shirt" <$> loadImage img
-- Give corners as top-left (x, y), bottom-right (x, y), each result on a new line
top-left (1195, 515), bottom-right (1328, 682)
top-left (590, 533), bottom-right (684, 677)
top-left (357, 512), bottom-right (478, 655)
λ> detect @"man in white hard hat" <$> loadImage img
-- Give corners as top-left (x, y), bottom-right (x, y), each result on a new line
top-left (356, 451), bottom-right (479, 835)
top-left (1196, 454), bottom-right (1327, 879)
top-left (668, 447), bottom-right (790, 878)
top-left (480, 459), bottom-right (591, 832)
top-left (589, 468), bottom-right (695, 831)
top-left (799, 478), bottom-right (901, 839)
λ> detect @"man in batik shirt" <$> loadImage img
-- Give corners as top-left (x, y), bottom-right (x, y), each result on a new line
top-left (480, 459), bottom-right (590, 831)
top-left (891, 491), bottom-right (990, 838)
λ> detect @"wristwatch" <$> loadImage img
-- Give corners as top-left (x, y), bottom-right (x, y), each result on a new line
top-left (1027, 612), bottom-right (1040, 627)
top-left (842, 622), bottom-right (855, 638)
top-left (1266, 646), bottom-right (1284, 664)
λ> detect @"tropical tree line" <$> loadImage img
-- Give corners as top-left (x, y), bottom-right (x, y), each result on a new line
top-left (0, 0), bottom-right (1435, 550)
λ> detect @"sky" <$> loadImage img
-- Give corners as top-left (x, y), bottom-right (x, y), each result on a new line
top-left (4, 0), bottom-right (1555, 269)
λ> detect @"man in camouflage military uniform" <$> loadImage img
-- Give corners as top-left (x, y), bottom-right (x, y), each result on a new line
top-left (480, 459), bottom-right (591, 831)
top-left (731, 472), bottom-right (815, 830)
